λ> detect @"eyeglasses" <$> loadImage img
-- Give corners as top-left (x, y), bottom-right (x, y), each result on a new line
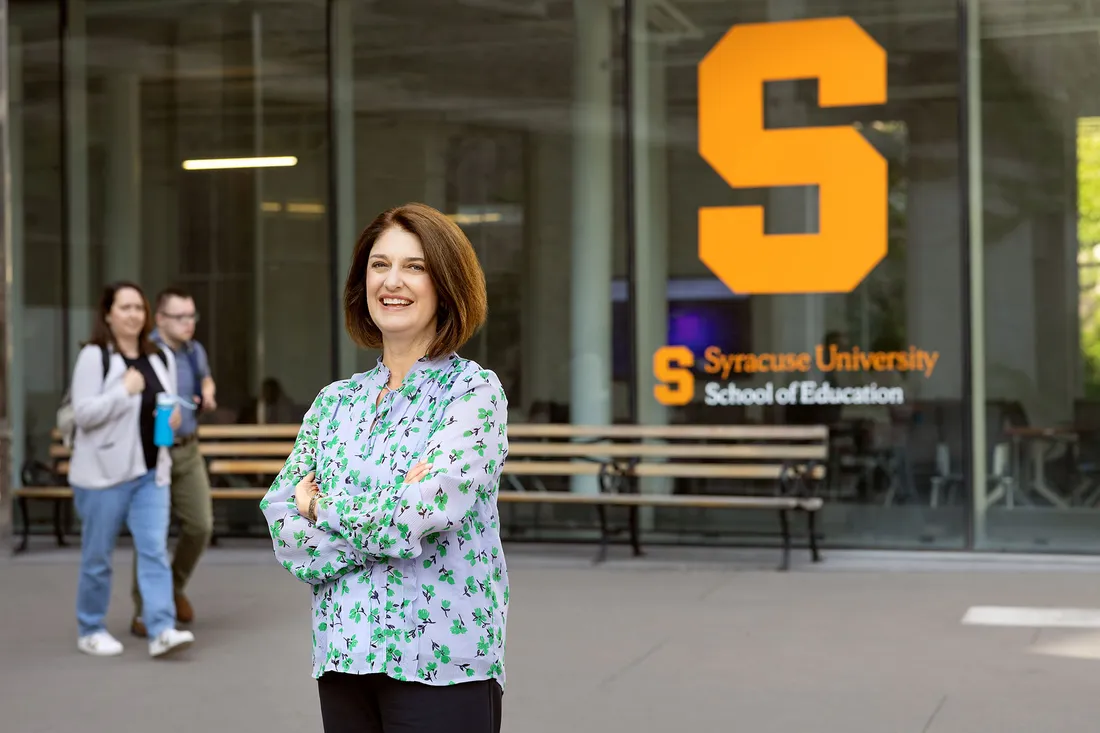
top-left (161, 312), bottom-right (200, 324)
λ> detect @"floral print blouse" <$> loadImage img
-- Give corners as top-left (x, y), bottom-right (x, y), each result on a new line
top-left (259, 354), bottom-right (509, 687)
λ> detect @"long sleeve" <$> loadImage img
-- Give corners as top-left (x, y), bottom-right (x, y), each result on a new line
top-left (259, 382), bottom-right (367, 585)
top-left (71, 346), bottom-right (132, 430)
top-left (313, 369), bottom-right (508, 560)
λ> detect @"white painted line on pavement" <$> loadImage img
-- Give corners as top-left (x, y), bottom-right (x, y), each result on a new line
top-left (963, 605), bottom-right (1100, 628)
top-left (1032, 631), bottom-right (1100, 660)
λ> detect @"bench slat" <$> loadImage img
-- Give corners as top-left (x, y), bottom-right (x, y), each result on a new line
top-left (13, 487), bottom-right (75, 499)
top-left (198, 424), bottom-right (302, 439)
top-left (199, 442), bottom-right (296, 456)
top-left (506, 424), bottom-right (828, 440)
top-left (635, 463), bottom-right (824, 480)
top-left (210, 442), bottom-right (804, 461)
top-left (507, 442), bottom-right (827, 460)
top-left (52, 441), bottom-right (828, 462)
top-left (63, 458), bottom-right (824, 482)
top-left (500, 461), bottom-right (605, 476)
top-left (16, 487), bottom-right (269, 501)
top-left (51, 441), bottom-right (298, 459)
top-left (14, 485), bottom-right (821, 512)
top-left (504, 460), bottom-right (823, 480)
top-left (207, 459), bottom-right (624, 477)
top-left (195, 424), bottom-right (830, 441)
top-left (208, 459), bottom-right (285, 474)
top-left (210, 489), bottom-right (269, 500)
top-left (498, 491), bottom-right (823, 511)
top-left (54, 422), bottom-right (829, 442)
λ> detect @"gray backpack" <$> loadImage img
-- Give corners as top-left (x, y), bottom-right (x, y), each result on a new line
top-left (56, 346), bottom-right (110, 449)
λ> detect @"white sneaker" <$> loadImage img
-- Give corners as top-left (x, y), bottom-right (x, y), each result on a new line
top-left (77, 631), bottom-right (124, 657)
top-left (149, 628), bottom-right (194, 658)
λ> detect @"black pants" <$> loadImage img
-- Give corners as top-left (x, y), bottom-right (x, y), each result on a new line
top-left (317, 672), bottom-right (503, 733)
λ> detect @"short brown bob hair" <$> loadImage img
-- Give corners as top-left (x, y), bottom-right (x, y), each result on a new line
top-left (344, 203), bottom-right (487, 359)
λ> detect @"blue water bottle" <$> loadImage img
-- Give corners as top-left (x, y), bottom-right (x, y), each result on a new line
top-left (154, 393), bottom-right (176, 447)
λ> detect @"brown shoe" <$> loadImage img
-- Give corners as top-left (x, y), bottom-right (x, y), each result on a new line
top-left (174, 593), bottom-right (194, 624)
top-left (130, 617), bottom-right (147, 638)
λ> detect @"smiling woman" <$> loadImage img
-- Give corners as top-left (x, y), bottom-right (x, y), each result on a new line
top-left (260, 203), bottom-right (508, 733)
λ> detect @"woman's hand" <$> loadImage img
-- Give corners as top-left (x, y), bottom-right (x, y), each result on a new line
top-left (295, 471), bottom-right (320, 521)
top-left (404, 462), bottom-right (433, 485)
top-left (169, 405), bottom-right (182, 430)
top-left (122, 367), bottom-right (145, 395)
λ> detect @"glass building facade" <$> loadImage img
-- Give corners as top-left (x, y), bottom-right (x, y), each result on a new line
top-left (7, 0), bottom-right (1100, 553)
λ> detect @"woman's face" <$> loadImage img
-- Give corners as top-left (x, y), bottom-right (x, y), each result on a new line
top-left (365, 226), bottom-right (439, 347)
top-left (106, 286), bottom-right (146, 341)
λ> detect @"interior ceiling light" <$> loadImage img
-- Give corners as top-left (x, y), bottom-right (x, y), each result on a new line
top-left (182, 156), bottom-right (298, 170)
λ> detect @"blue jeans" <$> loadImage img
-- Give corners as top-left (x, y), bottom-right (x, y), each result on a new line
top-left (72, 471), bottom-right (175, 639)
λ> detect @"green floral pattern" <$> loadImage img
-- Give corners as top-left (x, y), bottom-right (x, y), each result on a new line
top-left (259, 354), bottom-right (509, 687)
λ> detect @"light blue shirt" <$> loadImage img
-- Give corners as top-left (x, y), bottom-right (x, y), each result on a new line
top-left (150, 329), bottom-right (210, 438)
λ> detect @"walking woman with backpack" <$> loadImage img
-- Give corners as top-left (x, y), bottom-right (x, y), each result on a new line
top-left (67, 281), bottom-right (195, 658)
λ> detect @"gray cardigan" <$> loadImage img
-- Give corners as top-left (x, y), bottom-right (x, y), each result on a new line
top-left (67, 343), bottom-right (177, 490)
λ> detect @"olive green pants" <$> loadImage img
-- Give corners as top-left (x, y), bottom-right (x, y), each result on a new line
top-left (132, 439), bottom-right (213, 617)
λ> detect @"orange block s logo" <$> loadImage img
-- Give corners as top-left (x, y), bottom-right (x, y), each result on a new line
top-left (653, 346), bottom-right (695, 406)
top-left (698, 17), bottom-right (887, 294)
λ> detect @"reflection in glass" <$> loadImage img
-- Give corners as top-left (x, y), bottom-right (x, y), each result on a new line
top-left (980, 5), bottom-right (1100, 550)
top-left (636, 0), bottom-right (965, 548)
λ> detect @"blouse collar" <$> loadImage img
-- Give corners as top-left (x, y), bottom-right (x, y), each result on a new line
top-left (361, 353), bottom-right (459, 392)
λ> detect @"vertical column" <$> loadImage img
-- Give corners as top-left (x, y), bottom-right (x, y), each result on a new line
top-left (633, 2), bottom-right (672, 500)
top-left (1029, 111), bottom-right (1077, 422)
top-left (906, 104), bottom-right (963, 401)
top-left (4, 18), bottom-right (19, 534)
top-left (65, 0), bottom-right (90, 349)
top-left (252, 11), bottom-right (266, 422)
top-left (522, 133), bottom-right (573, 413)
top-left (423, 134), bottom-right (447, 211)
top-left (764, 0), bottom-right (823, 386)
top-left (570, 0), bottom-right (613, 494)
top-left (104, 72), bottom-right (141, 282)
top-left (330, 0), bottom-right (357, 379)
top-left (9, 23), bottom-right (22, 492)
top-left (966, 0), bottom-right (988, 546)
top-left (766, 187), bottom-right (824, 359)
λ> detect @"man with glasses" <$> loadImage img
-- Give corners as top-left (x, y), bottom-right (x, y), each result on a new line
top-left (130, 287), bottom-right (217, 638)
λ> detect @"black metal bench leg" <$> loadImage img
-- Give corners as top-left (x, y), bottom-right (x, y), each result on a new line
top-left (806, 509), bottom-right (822, 563)
top-left (60, 500), bottom-right (71, 547)
top-left (595, 505), bottom-right (610, 564)
top-left (628, 506), bottom-right (643, 557)
top-left (15, 496), bottom-right (30, 554)
top-left (778, 509), bottom-right (791, 571)
top-left (53, 500), bottom-right (66, 547)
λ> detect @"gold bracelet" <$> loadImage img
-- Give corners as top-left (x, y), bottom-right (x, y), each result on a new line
top-left (307, 495), bottom-right (318, 523)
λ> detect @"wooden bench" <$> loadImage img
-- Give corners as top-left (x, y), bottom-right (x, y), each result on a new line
top-left (502, 424), bottom-right (826, 569)
top-left (15, 423), bottom-right (827, 569)
top-left (13, 426), bottom-right (286, 553)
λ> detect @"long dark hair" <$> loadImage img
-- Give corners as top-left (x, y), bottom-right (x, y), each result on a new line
top-left (86, 281), bottom-right (159, 356)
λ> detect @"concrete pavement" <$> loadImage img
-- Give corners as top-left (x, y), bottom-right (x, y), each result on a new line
top-left (4, 540), bottom-right (1100, 732)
